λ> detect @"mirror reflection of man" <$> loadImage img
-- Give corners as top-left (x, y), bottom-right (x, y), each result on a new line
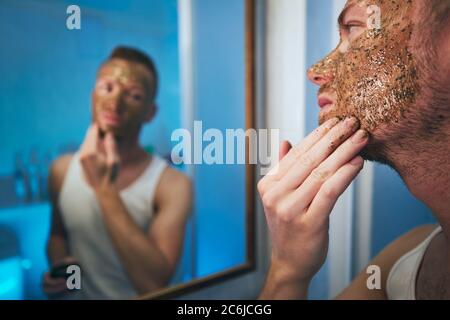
top-left (43, 46), bottom-right (192, 299)
top-left (259, 0), bottom-right (450, 299)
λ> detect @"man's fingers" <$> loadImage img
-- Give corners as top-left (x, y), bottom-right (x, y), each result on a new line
top-left (275, 117), bottom-right (359, 192)
top-left (104, 133), bottom-right (119, 165)
top-left (262, 117), bottom-right (340, 182)
top-left (306, 156), bottom-right (364, 225)
top-left (264, 141), bottom-right (291, 180)
top-left (80, 123), bottom-right (100, 155)
top-left (104, 133), bottom-right (120, 182)
top-left (285, 129), bottom-right (369, 212)
top-left (279, 141), bottom-right (292, 161)
top-left (272, 118), bottom-right (340, 179)
top-left (43, 272), bottom-right (67, 293)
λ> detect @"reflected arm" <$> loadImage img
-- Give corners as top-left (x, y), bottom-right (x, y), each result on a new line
top-left (96, 167), bottom-right (192, 295)
top-left (46, 155), bottom-right (72, 266)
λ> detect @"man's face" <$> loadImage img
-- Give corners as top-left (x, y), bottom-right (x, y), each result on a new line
top-left (308, 0), bottom-right (419, 133)
top-left (92, 58), bottom-right (154, 137)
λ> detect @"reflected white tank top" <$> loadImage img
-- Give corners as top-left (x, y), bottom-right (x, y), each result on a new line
top-left (386, 226), bottom-right (442, 300)
top-left (59, 152), bottom-right (167, 299)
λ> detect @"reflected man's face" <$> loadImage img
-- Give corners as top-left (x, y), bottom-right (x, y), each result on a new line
top-left (92, 58), bottom-right (155, 137)
top-left (308, 0), bottom-right (419, 133)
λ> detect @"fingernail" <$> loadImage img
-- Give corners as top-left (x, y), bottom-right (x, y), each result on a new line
top-left (352, 130), bottom-right (368, 143)
top-left (325, 117), bottom-right (340, 127)
top-left (350, 156), bottom-right (363, 165)
top-left (344, 117), bottom-right (359, 128)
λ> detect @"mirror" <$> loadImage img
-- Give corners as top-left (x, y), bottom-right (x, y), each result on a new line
top-left (0, 0), bottom-right (255, 300)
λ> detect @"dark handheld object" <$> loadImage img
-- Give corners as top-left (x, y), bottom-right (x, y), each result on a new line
top-left (50, 263), bottom-right (77, 280)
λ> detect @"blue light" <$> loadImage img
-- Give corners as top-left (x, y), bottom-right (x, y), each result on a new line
top-left (0, 257), bottom-right (24, 300)
top-left (21, 259), bottom-right (32, 270)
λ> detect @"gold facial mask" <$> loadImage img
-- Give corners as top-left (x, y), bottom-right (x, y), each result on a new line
top-left (311, 0), bottom-right (420, 132)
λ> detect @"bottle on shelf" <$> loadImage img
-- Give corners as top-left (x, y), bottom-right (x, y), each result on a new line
top-left (39, 151), bottom-right (52, 201)
top-left (28, 148), bottom-right (41, 203)
top-left (13, 152), bottom-right (30, 204)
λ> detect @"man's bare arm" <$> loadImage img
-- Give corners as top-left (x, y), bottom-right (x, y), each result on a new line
top-left (335, 224), bottom-right (437, 300)
top-left (43, 154), bottom-right (77, 297)
top-left (259, 259), bottom-right (310, 300)
top-left (46, 154), bottom-right (72, 265)
top-left (96, 167), bottom-right (192, 295)
top-left (148, 168), bottom-right (193, 277)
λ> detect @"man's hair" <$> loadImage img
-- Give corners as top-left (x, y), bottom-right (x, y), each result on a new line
top-left (107, 46), bottom-right (159, 101)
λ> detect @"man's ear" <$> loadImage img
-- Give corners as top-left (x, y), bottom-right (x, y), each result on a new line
top-left (144, 103), bottom-right (157, 123)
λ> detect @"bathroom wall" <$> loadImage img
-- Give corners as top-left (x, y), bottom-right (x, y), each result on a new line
top-left (191, 0), bottom-right (247, 277)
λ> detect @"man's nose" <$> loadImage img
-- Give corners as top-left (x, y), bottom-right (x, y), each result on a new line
top-left (108, 91), bottom-right (125, 113)
top-left (307, 66), bottom-right (333, 86)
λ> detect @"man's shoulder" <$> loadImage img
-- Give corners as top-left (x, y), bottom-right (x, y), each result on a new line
top-left (53, 153), bottom-right (74, 168)
top-left (159, 166), bottom-right (192, 190)
top-left (51, 153), bottom-right (74, 175)
top-left (382, 224), bottom-right (438, 259)
top-left (49, 153), bottom-right (75, 192)
top-left (155, 166), bottom-right (192, 206)
top-left (336, 224), bottom-right (438, 299)
top-left (372, 224), bottom-right (438, 280)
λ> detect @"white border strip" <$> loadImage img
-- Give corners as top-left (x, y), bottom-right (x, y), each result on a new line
top-left (353, 162), bottom-right (374, 274)
top-left (265, 0), bottom-right (306, 143)
top-left (328, 0), bottom-right (354, 298)
top-left (179, 0), bottom-right (195, 165)
top-left (178, 0), bottom-right (197, 279)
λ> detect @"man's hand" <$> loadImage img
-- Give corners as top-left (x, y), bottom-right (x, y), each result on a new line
top-left (42, 256), bottom-right (78, 299)
top-left (79, 124), bottom-right (120, 193)
top-left (258, 117), bottom-right (368, 299)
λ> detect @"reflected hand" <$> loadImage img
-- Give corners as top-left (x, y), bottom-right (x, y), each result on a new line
top-left (42, 256), bottom-right (78, 299)
top-left (258, 117), bottom-right (368, 289)
top-left (79, 124), bottom-right (120, 192)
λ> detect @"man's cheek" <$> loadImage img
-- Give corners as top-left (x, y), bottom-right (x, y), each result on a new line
top-left (92, 101), bottom-right (102, 123)
top-left (92, 101), bottom-right (110, 132)
top-left (125, 105), bottom-right (145, 122)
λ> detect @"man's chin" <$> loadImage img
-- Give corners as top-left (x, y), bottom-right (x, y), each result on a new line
top-left (318, 109), bottom-right (350, 126)
top-left (97, 123), bottom-right (123, 138)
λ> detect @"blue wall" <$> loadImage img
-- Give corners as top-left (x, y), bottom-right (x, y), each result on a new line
top-left (192, 0), bottom-right (246, 277)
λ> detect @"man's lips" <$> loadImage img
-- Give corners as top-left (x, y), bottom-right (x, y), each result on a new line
top-left (318, 96), bottom-right (334, 112)
top-left (101, 113), bottom-right (122, 126)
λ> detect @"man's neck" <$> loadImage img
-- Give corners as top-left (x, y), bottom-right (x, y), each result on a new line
top-left (389, 131), bottom-right (450, 248)
top-left (115, 135), bottom-right (147, 166)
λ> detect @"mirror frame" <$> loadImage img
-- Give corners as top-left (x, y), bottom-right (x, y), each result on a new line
top-left (139, 0), bottom-right (256, 300)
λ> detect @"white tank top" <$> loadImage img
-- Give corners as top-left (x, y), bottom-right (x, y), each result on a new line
top-left (58, 152), bottom-right (167, 299)
top-left (386, 226), bottom-right (442, 300)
